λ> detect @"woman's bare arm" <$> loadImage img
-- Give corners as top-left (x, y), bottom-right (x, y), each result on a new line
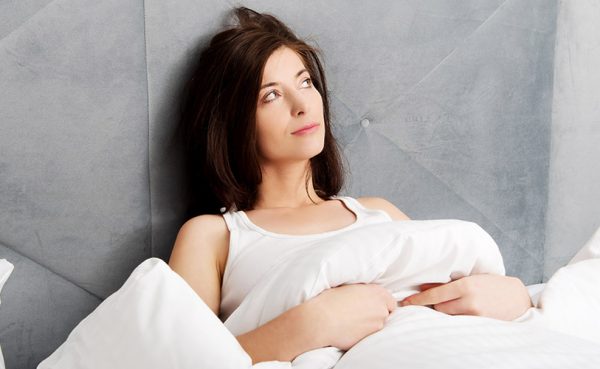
top-left (168, 216), bottom-right (225, 314)
top-left (168, 215), bottom-right (327, 363)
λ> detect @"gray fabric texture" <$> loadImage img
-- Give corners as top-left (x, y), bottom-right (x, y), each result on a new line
top-left (544, 0), bottom-right (600, 280)
top-left (1, 0), bottom-right (597, 368)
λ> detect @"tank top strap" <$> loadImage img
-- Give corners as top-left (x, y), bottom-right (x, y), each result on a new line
top-left (333, 195), bottom-right (394, 224)
top-left (333, 195), bottom-right (366, 218)
top-left (222, 210), bottom-right (248, 232)
top-left (334, 195), bottom-right (361, 213)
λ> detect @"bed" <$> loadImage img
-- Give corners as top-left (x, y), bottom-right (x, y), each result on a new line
top-left (1, 1), bottom-right (599, 368)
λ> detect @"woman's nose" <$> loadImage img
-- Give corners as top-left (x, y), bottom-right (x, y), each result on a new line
top-left (290, 91), bottom-right (308, 117)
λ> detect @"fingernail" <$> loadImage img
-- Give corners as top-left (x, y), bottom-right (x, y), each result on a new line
top-left (400, 300), bottom-right (410, 307)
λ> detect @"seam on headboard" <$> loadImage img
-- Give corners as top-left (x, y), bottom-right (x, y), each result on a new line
top-left (141, 0), bottom-right (153, 259)
top-left (0, 241), bottom-right (102, 301)
top-left (541, 0), bottom-right (561, 284)
top-left (0, 0), bottom-right (57, 42)
top-left (376, 0), bottom-right (509, 116)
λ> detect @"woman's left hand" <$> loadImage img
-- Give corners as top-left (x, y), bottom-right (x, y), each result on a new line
top-left (399, 274), bottom-right (534, 321)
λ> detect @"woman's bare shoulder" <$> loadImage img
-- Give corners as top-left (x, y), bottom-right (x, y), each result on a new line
top-left (180, 214), bottom-right (229, 237)
top-left (355, 197), bottom-right (411, 221)
top-left (169, 214), bottom-right (230, 274)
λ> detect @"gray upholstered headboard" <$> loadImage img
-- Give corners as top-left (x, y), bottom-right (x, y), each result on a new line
top-left (2, 1), bottom-right (599, 368)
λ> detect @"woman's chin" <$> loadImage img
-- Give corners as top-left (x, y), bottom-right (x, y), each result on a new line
top-left (303, 144), bottom-right (326, 159)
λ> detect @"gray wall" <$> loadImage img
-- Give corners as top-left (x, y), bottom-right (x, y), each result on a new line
top-left (1, 1), bottom-right (598, 368)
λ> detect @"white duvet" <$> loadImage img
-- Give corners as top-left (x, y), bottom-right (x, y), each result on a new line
top-left (39, 220), bottom-right (600, 369)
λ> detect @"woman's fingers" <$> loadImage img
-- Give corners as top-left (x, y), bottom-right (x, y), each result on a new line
top-left (314, 283), bottom-right (401, 350)
top-left (432, 297), bottom-right (471, 315)
top-left (419, 283), bottom-right (444, 291)
top-left (399, 275), bottom-right (533, 320)
top-left (400, 280), bottom-right (462, 307)
top-left (385, 291), bottom-right (397, 312)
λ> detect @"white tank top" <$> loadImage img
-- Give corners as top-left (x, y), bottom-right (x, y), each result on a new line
top-left (219, 195), bottom-right (392, 321)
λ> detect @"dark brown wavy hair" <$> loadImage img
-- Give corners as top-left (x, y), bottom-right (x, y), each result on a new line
top-left (177, 7), bottom-right (344, 217)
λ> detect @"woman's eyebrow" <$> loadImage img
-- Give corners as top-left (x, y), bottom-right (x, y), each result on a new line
top-left (260, 69), bottom-right (308, 90)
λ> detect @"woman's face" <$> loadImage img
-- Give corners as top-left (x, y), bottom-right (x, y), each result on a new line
top-left (255, 46), bottom-right (325, 165)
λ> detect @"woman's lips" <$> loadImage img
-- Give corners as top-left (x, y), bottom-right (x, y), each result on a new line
top-left (292, 123), bottom-right (319, 135)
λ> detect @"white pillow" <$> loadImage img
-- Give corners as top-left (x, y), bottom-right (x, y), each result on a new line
top-left (37, 258), bottom-right (254, 369)
top-left (1, 259), bottom-right (14, 369)
top-left (0, 259), bottom-right (13, 306)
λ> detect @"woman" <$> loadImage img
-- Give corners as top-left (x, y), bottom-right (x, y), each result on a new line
top-left (168, 7), bottom-right (533, 364)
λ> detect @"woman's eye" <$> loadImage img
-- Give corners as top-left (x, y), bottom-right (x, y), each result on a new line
top-left (262, 79), bottom-right (311, 104)
top-left (264, 90), bottom-right (278, 103)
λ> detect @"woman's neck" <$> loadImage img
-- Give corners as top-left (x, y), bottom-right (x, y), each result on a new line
top-left (253, 161), bottom-right (324, 210)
